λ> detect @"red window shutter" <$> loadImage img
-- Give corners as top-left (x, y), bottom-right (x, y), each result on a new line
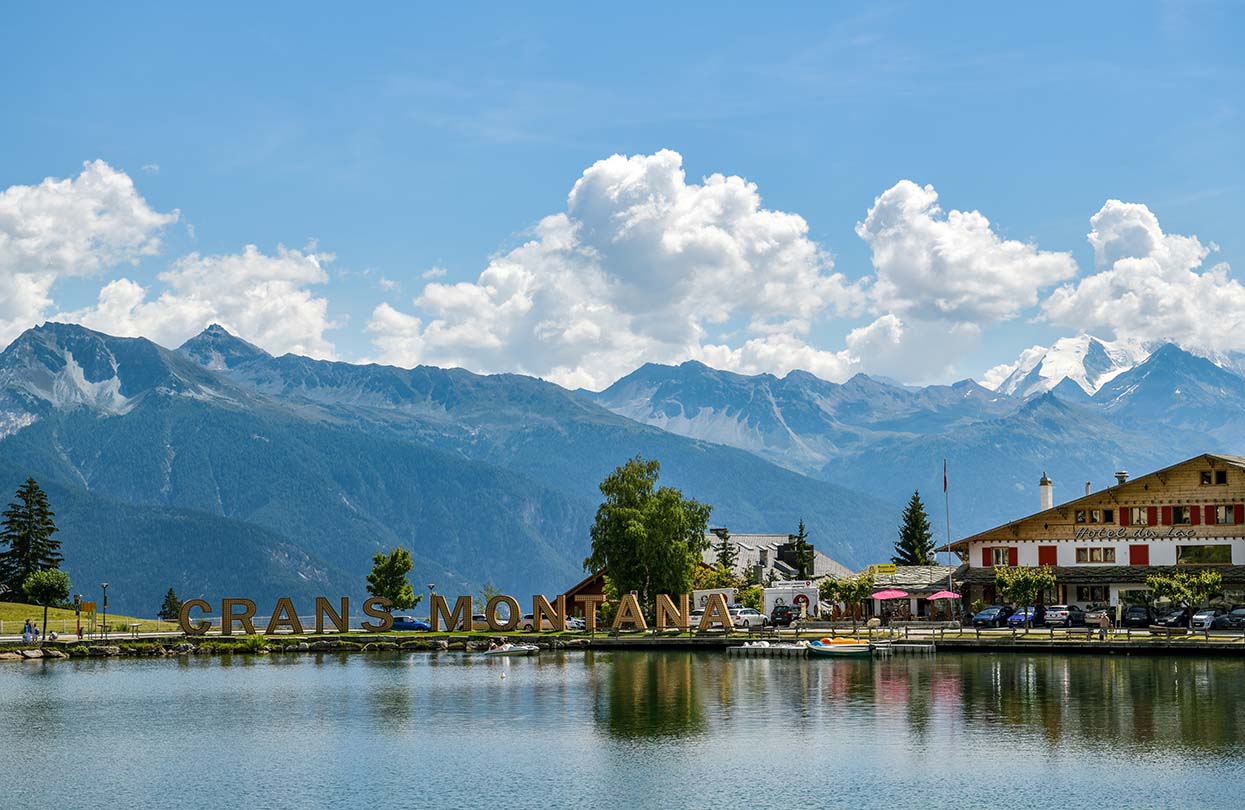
top-left (1007, 547), bottom-right (1018, 567)
top-left (1206, 505), bottom-right (1217, 525)
top-left (1038, 546), bottom-right (1057, 566)
top-left (1236, 504), bottom-right (1244, 525)
top-left (1190, 506), bottom-right (1201, 526)
top-left (981, 547), bottom-right (991, 567)
top-left (1148, 506), bottom-right (1159, 526)
top-left (1120, 508), bottom-right (1131, 527)
top-left (1129, 545), bottom-right (1150, 566)
top-left (1161, 506), bottom-right (1173, 526)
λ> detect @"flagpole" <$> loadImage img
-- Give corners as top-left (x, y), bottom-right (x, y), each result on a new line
top-left (944, 458), bottom-right (953, 617)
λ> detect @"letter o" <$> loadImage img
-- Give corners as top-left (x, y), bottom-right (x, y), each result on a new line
top-left (486, 595), bottom-right (521, 631)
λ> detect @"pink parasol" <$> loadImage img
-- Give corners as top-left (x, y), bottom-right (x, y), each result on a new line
top-left (871, 589), bottom-right (909, 600)
top-left (926, 590), bottom-right (961, 600)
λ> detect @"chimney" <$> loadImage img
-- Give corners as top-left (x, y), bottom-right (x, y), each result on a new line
top-left (1115, 471), bottom-right (1129, 486)
top-left (1040, 472), bottom-right (1053, 511)
top-left (1085, 481), bottom-right (1092, 497)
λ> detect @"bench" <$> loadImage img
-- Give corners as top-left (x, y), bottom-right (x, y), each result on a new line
top-left (1049, 626), bottom-right (1095, 640)
top-left (747, 625), bottom-right (778, 639)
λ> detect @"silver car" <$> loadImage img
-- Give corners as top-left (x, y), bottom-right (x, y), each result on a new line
top-left (1191, 607), bottom-right (1227, 630)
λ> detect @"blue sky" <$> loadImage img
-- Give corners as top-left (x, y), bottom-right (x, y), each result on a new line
top-left (2, 2), bottom-right (1242, 388)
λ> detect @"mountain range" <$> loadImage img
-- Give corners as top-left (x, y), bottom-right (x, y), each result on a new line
top-left (0, 323), bottom-right (893, 614)
top-left (1, 322), bottom-right (1241, 615)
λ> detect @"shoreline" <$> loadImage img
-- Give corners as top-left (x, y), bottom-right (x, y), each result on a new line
top-left (4, 627), bottom-right (1245, 660)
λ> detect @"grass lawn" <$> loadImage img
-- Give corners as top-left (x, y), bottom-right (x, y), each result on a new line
top-left (0, 601), bottom-right (168, 636)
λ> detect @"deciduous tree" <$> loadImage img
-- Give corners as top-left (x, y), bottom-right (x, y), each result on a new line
top-left (585, 456), bottom-right (712, 612)
top-left (993, 566), bottom-right (1057, 628)
top-left (23, 569), bottom-right (71, 646)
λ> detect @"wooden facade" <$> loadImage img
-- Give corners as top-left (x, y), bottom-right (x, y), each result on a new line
top-left (943, 454), bottom-right (1245, 606)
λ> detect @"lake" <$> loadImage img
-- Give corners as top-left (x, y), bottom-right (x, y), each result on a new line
top-left (3, 650), bottom-right (1243, 809)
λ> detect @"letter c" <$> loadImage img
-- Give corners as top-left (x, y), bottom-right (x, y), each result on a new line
top-left (179, 599), bottom-right (211, 636)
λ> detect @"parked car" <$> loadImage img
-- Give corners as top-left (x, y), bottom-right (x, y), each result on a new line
top-left (1121, 605), bottom-right (1154, 628)
top-left (1220, 607), bottom-right (1245, 630)
top-left (565, 616), bottom-right (586, 631)
top-left (1083, 605), bottom-right (1111, 624)
top-left (729, 606), bottom-right (768, 628)
top-left (1153, 607), bottom-right (1191, 628)
top-left (1191, 607), bottom-right (1228, 630)
top-left (972, 606), bottom-right (1012, 628)
top-left (1044, 605), bottom-right (1085, 627)
top-left (770, 605), bottom-right (801, 627)
top-left (1007, 605), bottom-right (1046, 627)
top-left (391, 616), bottom-right (431, 632)
top-left (518, 613), bottom-right (556, 631)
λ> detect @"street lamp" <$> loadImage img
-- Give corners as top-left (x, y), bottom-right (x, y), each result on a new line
top-left (100, 582), bottom-right (109, 640)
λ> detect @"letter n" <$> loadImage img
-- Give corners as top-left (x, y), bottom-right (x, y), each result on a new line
top-left (656, 594), bottom-right (690, 631)
top-left (315, 597), bottom-right (350, 634)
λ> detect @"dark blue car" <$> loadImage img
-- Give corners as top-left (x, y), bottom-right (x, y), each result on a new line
top-left (972, 606), bottom-right (1012, 628)
top-left (392, 616), bottom-right (431, 631)
top-left (1007, 605), bottom-right (1046, 627)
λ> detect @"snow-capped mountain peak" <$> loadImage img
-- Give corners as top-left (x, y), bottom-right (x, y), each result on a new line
top-left (984, 335), bottom-right (1151, 398)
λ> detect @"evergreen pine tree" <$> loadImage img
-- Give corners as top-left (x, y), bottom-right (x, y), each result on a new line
top-left (712, 528), bottom-right (738, 574)
top-left (0, 478), bottom-right (62, 596)
top-left (158, 587), bottom-right (183, 621)
top-left (791, 518), bottom-right (814, 579)
top-left (892, 490), bottom-right (935, 566)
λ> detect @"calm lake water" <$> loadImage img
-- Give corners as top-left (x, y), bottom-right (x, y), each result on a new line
top-left (4, 650), bottom-right (1244, 809)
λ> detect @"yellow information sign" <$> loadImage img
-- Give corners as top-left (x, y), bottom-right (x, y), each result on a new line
top-left (81, 601), bottom-right (97, 613)
top-left (870, 563), bottom-right (897, 575)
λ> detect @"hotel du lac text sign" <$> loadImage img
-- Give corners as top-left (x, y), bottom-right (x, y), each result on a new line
top-left (1073, 526), bottom-right (1197, 541)
top-left (178, 592), bottom-right (736, 635)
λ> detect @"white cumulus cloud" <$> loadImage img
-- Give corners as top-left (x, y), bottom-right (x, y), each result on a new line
top-left (1042, 200), bottom-right (1245, 354)
top-left (0, 160), bottom-right (178, 347)
top-left (62, 244), bottom-right (338, 359)
top-left (368, 150), bottom-right (865, 389)
top-left (857, 180), bottom-right (1078, 323)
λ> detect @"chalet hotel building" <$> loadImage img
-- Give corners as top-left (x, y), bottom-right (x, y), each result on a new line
top-left (945, 454), bottom-right (1245, 607)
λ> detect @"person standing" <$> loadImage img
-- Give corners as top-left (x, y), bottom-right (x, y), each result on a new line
top-left (1098, 611), bottom-right (1111, 640)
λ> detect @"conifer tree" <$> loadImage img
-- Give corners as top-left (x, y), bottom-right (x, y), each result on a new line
top-left (158, 588), bottom-right (183, 621)
top-left (891, 490), bottom-right (935, 566)
top-left (0, 478), bottom-right (62, 596)
top-left (712, 528), bottom-right (738, 574)
top-left (791, 518), bottom-right (814, 579)
top-left (367, 547), bottom-right (421, 610)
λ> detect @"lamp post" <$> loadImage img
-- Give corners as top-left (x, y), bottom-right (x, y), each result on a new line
top-left (100, 582), bottom-right (110, 640)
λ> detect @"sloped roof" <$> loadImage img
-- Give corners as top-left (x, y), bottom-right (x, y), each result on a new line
top-left (868, 565), bottom-right (960, 591)
top-left (702, 533), bottom-right (852, 580)
top-left (939, 453), bottom-right (1245, 552)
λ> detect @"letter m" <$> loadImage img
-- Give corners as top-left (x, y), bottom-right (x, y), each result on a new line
top-left (430, 595), bottom-right (473, 632)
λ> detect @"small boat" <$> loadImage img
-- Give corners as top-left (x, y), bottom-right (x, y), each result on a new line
top-left (807, 637), bottom-right (872, 657)
top-left (483, 643), bottom-right (539, 657)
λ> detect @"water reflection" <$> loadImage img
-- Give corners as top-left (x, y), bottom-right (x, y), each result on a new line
top-left (595, 651), bottom-right (706, 739)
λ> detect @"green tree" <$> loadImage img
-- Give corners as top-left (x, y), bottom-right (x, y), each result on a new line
top-left (0, 478), bottom-right (62, 596)
top-left (891, 490), bottom-right (935, 566)
top-left (585, 456), bottom-right (712, 612)
top-left (790, 518), bottom-right (814, 579)
top-left (825, 572), bottom-right (875, 631)
top-left (158, 587), bottom-right (183, 621)
top-left (993, 566), bottom-right (1057, 628)
top-left (23, 569), bottom-right (71, 646)
top-left (366, 547), bottom-right (422, 610)
top-left (738, 584), bottom-right (763, 612)
top-left (1145, 570), bottom-right (1223, 617)
top-left (711, 528), bottom-right (738, 574)
top-left (692, 564), bottom-right (741, 591)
